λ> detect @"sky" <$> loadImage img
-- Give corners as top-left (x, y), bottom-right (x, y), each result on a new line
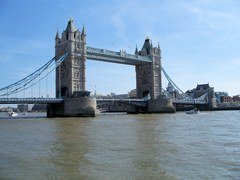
top-left (0, 0), bottom-right (240, 96)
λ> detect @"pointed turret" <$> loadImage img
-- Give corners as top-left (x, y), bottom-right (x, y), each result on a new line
top-left (157, 41), bottom-right (161, 56)
top-left (141, 37), bottom-right (152, 55)
top-left (135, 44), bottom-right (138, 55)
top-left (55, 29), bottom-right (60, 46)
top-left (81, 25), bottom-right (86, 36)
top-left (150, 40), bottom-right (154, 55)
top-left (158, 42), bottom-right (160, 50)
top-left (81, 25), bottom-right (86, 42)
top-left (65, 18), bottom-right (76, 52)
top-left (66, 18), bottom-right (76, 33)
top-left (55, 29), bottom-right (59, 39)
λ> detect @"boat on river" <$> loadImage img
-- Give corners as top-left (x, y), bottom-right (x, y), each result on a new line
top-left (8, 111), bottom-right (18, 117)
top-left (186, 108), bottom-right (199, 114)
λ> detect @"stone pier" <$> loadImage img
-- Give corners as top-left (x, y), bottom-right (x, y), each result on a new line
top-left (47, 96), bottom-right (97, 117)
top-left (148, 98), bottom-right (176, 113)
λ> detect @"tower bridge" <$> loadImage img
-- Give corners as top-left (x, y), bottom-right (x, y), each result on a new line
top-left (0, 19), bottom-right (212, 117)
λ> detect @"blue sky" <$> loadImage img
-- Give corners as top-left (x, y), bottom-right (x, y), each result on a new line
top-left (0, 0), bottom-right (240, 96)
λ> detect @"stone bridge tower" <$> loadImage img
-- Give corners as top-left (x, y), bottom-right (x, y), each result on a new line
top-left (135, 37), bottom-right (162, 99)
top-left (48, 19), bottom-right (96, 117)
top-left (55, 18), bottom-right (86, 98)
top-left (135, 38), bottom-right (175, 113)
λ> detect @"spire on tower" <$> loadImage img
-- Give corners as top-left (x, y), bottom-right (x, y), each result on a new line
top-left (55, 28), bottom-right (59, 39)
top-left (81, 25), bottom-right (86, 36)
top-left (141, 37), bottom-right (152, 55)
top-left (66, 18), bottom-right (76, 33)
top-left (81, 25), bottom-right (86, 42)
top-left (135, 44), bottom-right (138, 55)
top-left (158, 41), bottom-right (160, 50)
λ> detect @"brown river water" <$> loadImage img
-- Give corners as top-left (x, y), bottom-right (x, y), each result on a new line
top-left (0, 111), bottom-right (239, 179)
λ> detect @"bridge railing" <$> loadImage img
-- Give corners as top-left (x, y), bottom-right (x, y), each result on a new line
top-left (96, 98), bottom-right (148, 102)
top-left (0, 97), bottom-right (63, 104)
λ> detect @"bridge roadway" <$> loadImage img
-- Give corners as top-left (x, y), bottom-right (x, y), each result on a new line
top-left (86, 47), bottom-right (152, 65)
top-left (0, 98), bottom-right (63, 104)
top-left (96, 98), bottom-right (148, 107)
top-left (0, 97), bottom-right (208, 106)
top-left (97, 98), bottom-right (208, 106)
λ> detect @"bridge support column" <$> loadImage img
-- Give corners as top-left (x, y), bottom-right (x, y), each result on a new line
top-left (47, 95), bottom-right (97, 117)
top-left (147, 98), bottom-right (176, 113)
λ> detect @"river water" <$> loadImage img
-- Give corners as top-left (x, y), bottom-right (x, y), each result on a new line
top-left (0, 111), bottom-right (239, 179)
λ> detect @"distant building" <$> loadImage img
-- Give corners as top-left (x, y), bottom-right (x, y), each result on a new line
top-left (95, 93), bottom-right (124, 99)
top-left (95, 89), bottom-right (141, 100)
top-left (233, 95), bottom-right (240, 102)
top-left (166, 82), bottom-right (179, 98)
top-left (17, 104), bottom-right (28, 112)
top-left (129, 89), bottom-right (137, 98)
top-left (215, 92), bottom-right (229, 102)
top-left (32, 104), bottom-right (47, 111)
top-left (221, 96), bottom-right (233, 103)
top-left (0, 107), bottom-right (16, 112)
top-left (17, 104), bottom-right (34, 112)
top-left (194, 84), bottom-right (214, 98)
top-left (186, 83), bottom-right (214, 98)
top-left (112, 93), bottom-right (128, 99)
top-left (185, 89), bottom-right (194, 98)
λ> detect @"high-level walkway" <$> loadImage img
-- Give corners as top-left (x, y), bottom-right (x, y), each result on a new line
top-left (86, 47), bottom-right (152, 65)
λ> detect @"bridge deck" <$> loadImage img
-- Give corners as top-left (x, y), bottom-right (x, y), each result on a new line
top-left (0, 98), bottom-right (63, 104)
top-left (0, 98), bottom-right (207, 105)
top-left (97, 98), bottom-right (147, 102)
top-left (97, 98), bottom-right (208, 106)
top-left (172, 100), bottom-right (207, 105)
top-left (97, 98), bottom-right (148, 107)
